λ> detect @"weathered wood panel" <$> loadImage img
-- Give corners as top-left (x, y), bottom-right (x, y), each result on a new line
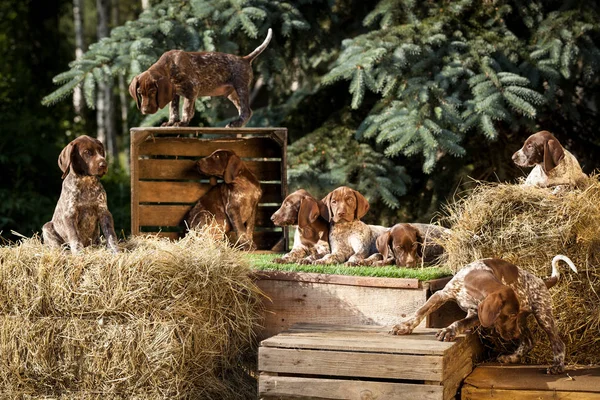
top-left (259, 374), bottom-right (444, 400)
top-left (138, 205), bottom-right (278, 227)
top-left (138, 159), bottom-right (282, 181)
top-left (138, 137), bottom-right (281, 158)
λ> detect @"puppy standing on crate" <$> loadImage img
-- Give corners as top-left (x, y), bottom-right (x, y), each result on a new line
top-left (129, 28), bottom-right (272, 128)
top-left (42, 135), bottom-right (118, 254)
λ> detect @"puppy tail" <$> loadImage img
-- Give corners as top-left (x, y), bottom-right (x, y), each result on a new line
top-left (545, 255), bottom-right (578, 289)
top-left (244, 28), bottom-right (272, 62)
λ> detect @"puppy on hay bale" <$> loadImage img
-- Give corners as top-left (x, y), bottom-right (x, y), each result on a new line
top-left (0, 229), bottom-right (264, 399)
top-left (440, 178), bottom-right (600, 366)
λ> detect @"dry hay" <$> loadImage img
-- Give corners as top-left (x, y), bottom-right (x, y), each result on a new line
top-left (441, 177), bottom-right (600, 365)
top-left (0, 229), bottom-right (264, 399)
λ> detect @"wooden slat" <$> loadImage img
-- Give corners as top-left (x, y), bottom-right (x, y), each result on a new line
top-left (138, 204), bottom-right (279, 227)
top-left (137, 181), bottom-right (282, 203)
top-left (260, 326), bottom-right (459, 356)
top-left (259, 347), bottom-right (444, 381)
top-left (252, 270), bottom-right (420, 289)
top-left (461, 387), bottom-right (600, 400)
top-left (138, 137), bottom-right (282, 158)
top-left (259, 374), bottom-right (444, 400)
top-left (137, 159), bottom-right (282, 181)
top-left (139, 230), bottom-right (283, 249)
top-left (130, 126), bottom-right (287, 137)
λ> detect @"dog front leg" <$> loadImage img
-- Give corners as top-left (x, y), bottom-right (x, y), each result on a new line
top-left (62, 216), bottom-right (83, 254)
top-left (436, 309), bottom-right (480, 342)
top-left (534, 304), bottom-right (566, 374)
top-left (177, 97), bottom-right (195, 127)
top-left (100, 210), bottom-right (119, 253)
top-left (225, 206), bottom-right (254, 251)
top-left (391, 290), bottom-right (452, 335)
top-left (42, 221), bottom-right (65, 248)
top-left (162, 95), bottom-right (180, 126)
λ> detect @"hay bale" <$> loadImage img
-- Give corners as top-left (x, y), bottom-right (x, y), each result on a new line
top-left (441, 179), bottom-right (600, 365)
top-left (0, 229), bottom-right (264, 399)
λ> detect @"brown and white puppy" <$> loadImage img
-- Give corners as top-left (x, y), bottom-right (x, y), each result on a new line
top-left (185, 149), bottom-right (262, 250)
top-left (42, 135), bottom-right (118, 254)
top-left (270, 189), bottom-right (330, 263)
top-left (313, 186), bottom-right (387, 265)
top-left (129, 29), bottom-right (272, 128)
top-left (375, 223), bottom-right (448, 267)
top-left (391, 255), bottom-right (577, 375)
top-left (512, 130), bottom-right (587, 189)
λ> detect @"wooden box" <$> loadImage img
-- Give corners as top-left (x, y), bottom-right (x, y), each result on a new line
top-left (130, 127), bottom-right (287, 250)
top-left (259, 323), bottom-right (483, 400)
top-left (252, 272), bottom-right (466, 341)
top-left (462, 365), bottom-right (600, 400)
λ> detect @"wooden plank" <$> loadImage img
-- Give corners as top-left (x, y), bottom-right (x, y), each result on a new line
top-left (254, 281), bottom-right (428, 340)
top-left (138, 204), bottom-right (278, 227)
top-left (461, 386), bottom-right (600, 400)
top-left (259, 374), bottom-right (444, 400)
top-left (251, 270), bottom-right (420, 289)
top-left (463, 365), bottom-right (600, 393)
top-left (138, 137), bottom-right (282, 158)
top-left (259, 347), bottom-right (444, 381)
top-left (260, 326), bottom-right (461, 356)
top-left (137, 159), bottom-right (282, 181)
top-left (137, 181), bottom-right (282, 203)
top-left (130, 126), bottom-right (287, 136)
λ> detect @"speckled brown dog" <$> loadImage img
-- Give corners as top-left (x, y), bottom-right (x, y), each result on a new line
top-left (42, 135), bottom-right (118, 254)
top-left (185, 149), bottom-right (262, 250)
top-left (129, 29), bottom-right (272, 127)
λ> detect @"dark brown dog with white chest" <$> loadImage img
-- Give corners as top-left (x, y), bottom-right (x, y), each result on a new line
top-left (391, 255), bottom-right (577, 374)
top-left (512, 130), bottom-right (587, 189)
top-left (42, 135), bottom-right (118, 254)
top-left (184, 149), bottom-right (262, 250)
top-left (129, 29), bottom-right (272, 127)
top-left (270, 189), bottom-right (330, 263)
top-left (374, 223), bottom-right (449, 267)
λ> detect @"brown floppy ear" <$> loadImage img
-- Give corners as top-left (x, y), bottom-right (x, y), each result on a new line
top-left (128, 75), bottom-right (141, 109)
top-left (543, 139), bottom-right (564, 173)
top-left (353, 190), bottom-right (370, 220)
top-left (156, 75), bottom-right (173, 109)
top-left (478, 292), bottom-right (504, 328)
top-left (321, 193), bottom-right (332, 222)
top-left (224, 153), bottom-right (243, 183)
top-left (376, 231), bottom-right (392, 260)
top-left (58, 142), bottom-right (74, 179)
top-left (298, 197), bottom-right (320, 229)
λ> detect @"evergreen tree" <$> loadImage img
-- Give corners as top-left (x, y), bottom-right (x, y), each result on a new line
top-left (43, 0), bottom-right (600, 223)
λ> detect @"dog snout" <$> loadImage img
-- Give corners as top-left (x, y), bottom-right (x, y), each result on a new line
top-left (512, 150), bottom-right (527, 167)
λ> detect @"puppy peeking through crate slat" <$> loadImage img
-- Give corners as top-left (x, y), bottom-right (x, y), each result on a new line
top-left (129, 29), bottom-right (272, 128)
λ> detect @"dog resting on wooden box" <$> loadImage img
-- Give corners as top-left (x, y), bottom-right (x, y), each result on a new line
top-left (129, 29), bottom-right (272, 127)
top-left (184, 149), bottom-right (262, 250)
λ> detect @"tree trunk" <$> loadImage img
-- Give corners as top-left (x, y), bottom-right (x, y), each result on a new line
top-left (141, 0), bottom-right (150, 10)
top-left (72, 0), bottom-right (84, 115)
top-left (96, 0), bottom-right (118, 164)
top-left (113, 0), bottom-right (130, 171)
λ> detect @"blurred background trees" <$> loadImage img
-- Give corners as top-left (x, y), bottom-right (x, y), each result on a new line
top-left (2, 0), bottom-right (599, 239)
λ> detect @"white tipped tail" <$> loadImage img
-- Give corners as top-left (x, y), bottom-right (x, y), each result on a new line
top-left (244, 28), bottom-right (273, 62)
top-left (551, 254), bottom-right (578, 280)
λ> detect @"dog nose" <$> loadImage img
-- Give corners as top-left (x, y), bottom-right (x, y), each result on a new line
top-left (99, 160), bottom-right (107, 168)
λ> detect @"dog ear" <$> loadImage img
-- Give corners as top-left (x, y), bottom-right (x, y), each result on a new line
top-left (353, 190), bottom-right (370, 220)
top-left (224, 153), bottom-right (243, 183)
top-left (156, 75), bottom-right (173, 109)
top-left (320, 193), bottom-right (332, 222)
top-left (543, 139), bottom-right (565, 173)
top-left (478, 292), bottom-right (504, 327)
top-left (58, 142), bottom-right (74, 179)
top-left (376, 231), bottom-right (392, 261)
top-left (298, 197), bottom-right (320, 229)
top-left (128, 75), bottom-right (141, 110)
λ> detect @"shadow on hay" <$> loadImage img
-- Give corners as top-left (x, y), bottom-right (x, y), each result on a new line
top-left (439, 178), bottom-right (600, 366)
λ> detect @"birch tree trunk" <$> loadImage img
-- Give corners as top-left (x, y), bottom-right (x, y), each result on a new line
top-left (96, 0), bottom-right (118, 163)
top-left (72, 0), bottom-right (84, 115)
top-left (141, 0), bottom-right (150, 10)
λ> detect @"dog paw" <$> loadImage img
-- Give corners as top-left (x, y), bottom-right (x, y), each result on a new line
top-left (226, 120), bottom-right (245, 128)
top-left (497, 354), bottom-right (520, 364)
top-left (546, 364), bottom-right (565, 375)
top-left (390, 323), bottom-right (412, 335)
top-left (436, 327), bottom-right (457, 342)
top-left (172, 121), bottom-right (189, 127)
top-left (272, 257), bottom-right (287, 264)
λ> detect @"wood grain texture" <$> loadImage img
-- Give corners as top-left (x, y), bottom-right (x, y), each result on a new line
top-left (462, 387), bottom-right (600, 400)
top-left (138, 204), bottom-right (278, 227)
top-left (259, 374), bottom-right (444, 400)
top-left (137, 159), bottom-right (282, 181)
top-left (251, 270), bottom-right (421, 289)
top-left (138, 137), bottom-right (281, 158)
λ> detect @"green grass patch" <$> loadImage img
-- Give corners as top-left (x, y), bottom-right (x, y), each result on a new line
top-left (247, 253), bottom-right (452, 281)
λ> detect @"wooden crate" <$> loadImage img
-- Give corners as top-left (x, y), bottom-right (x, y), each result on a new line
top-left (259, 323), bottom-right (483, 400)
top-left (252, 271), bottom-right (466, 341)
top-left (462, 364), bottom-right (600, 400)
top-left (130, 127), bottom-right (287, 250)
